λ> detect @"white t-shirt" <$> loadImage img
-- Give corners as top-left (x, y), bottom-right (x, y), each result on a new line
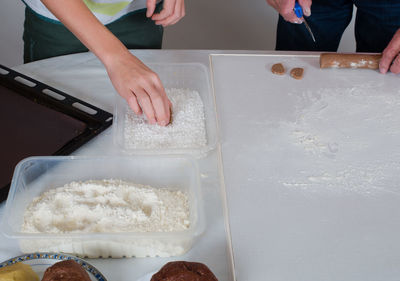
top-left (24, 0), bottom-right (159, 25)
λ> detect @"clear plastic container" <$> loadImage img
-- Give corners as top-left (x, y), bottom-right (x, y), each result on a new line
top-left (1, 156), bottom-right (205, 258)
top-left (113, 63), bottom-right (218, 156)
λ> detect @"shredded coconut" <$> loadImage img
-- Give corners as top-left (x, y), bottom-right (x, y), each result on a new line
top-left (22, 179), bottom-right (190, 234)
top-left (124, 88), bottom-right (207, 149)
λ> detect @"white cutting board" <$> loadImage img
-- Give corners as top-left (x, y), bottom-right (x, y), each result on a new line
top-left (211, 54), bottom-right (400, 281)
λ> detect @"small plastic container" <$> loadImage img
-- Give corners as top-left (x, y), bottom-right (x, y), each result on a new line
top-left (1, 156), bottom-right (205, 258)
top-left (113, 63), bottom-right (218, 156)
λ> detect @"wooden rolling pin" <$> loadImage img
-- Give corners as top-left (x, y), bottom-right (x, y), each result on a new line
top-left (320, 53), bottom-right (382, 69)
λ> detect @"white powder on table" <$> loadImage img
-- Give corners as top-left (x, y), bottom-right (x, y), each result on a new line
top-left (22, 179), bottom-right (190, 234)
top-left (272, 86), bottom-right (400, 194)
top-left (124, 88), bottom-right (207, 149)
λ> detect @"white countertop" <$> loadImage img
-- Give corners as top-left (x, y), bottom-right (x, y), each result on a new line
top-left (2, 50), bottom-right (400, 281)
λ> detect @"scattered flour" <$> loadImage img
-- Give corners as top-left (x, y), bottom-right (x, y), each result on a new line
top-left (124, 88), bottom-right (207, 149)
top-left (22, 179), bottom-right (190, 234)
top-left (276, 86), bottom-right (400, 193)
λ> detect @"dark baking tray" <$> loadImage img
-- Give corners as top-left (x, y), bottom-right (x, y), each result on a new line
top-left (0, 64), bottom-right (113, 202)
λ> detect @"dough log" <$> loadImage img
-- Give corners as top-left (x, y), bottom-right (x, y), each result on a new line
top-left (320, 53), bottom-right (382, 69)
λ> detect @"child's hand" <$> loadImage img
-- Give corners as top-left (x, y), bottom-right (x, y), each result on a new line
top-left (39, 0), bottom-right (171, 126)
top-left (106, 51), bottom-right (172, 126)
top-left (146, 0), bottom-right (185, 27)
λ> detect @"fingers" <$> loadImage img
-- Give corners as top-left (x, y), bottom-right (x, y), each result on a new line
top-left (169, 0), bottom-right (185, 26)
top-left (127, 95), bottom-right (142, 116)
top-left (146, 0), bottom-right (157, 17)
top-left (389, 54), bottom-right (400, 74)
top-left (120, 75), bottom-right (171, 126)
top-left (130, 73), bottom-right (171, 126)
top-left (280, 0), bottom-right (300, 23)
top-left (147, 87), bottom-right (171, 126)
top-left (380, 29), bottom-right (400, 74)
top-left (107, 53), bottom-right (171, 126)
top-left (298, 0), bottom-right (312, 17)
top-left (116, 87), bottom-right (142, 115)
top-left (151, 0), bottom-right (175, 21)
top-left (133, 87), bottom-right (157, 125)
top-left (152, 0), bottom-right (185, 26)
top-left (266, 0), bottom-right (308, 24)
top-left (143, 72), bottom-right (171, 126)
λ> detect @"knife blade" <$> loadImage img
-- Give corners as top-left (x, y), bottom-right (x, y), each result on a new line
top-left (294, 2), bottom-right (316, 42)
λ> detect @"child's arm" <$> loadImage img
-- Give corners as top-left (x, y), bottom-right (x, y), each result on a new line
top-left (42, 0), bottom-right (171, 126)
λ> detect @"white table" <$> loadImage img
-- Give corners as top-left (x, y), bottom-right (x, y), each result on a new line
top-left (2, 50), bottom-right (400, 281)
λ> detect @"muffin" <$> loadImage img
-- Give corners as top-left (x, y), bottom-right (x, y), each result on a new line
top-left (41, 260), bottom-right (91, 281)
top-left (151, 261), bottom-right (218, 281)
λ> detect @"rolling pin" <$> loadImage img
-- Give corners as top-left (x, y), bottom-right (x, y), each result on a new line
top-left (320, 53), bottom-right (382, 69)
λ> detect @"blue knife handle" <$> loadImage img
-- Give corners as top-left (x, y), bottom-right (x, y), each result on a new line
top-left (294, 2), bottom-right (303, 18)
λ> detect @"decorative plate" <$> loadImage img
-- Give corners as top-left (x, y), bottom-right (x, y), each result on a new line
top-left (0, 252), bottom-right (107, 281)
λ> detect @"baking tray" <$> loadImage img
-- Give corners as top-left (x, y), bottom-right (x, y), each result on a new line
top-left (0, 64), bottom-right (113, 202)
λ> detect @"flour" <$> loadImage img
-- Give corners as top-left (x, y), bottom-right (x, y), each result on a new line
top-left (22, 179), bottom-right (190, 234)
top-left (276, 86), bottom-right (400, 193)
top-left (350, 59), bottom-right (367, 68)
top-left (124, 88), bottom-right (207, 150)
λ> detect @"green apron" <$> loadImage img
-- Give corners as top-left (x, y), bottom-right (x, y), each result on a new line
top-left (23, 4), bottom-right (163, 63)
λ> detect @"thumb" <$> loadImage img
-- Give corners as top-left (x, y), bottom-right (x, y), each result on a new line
top-left (280, 0), bottom-right (302, 23)
top-left (298, 0), bottom-right (312, 17)
top-left (146, 0), bottom-right (156, 17)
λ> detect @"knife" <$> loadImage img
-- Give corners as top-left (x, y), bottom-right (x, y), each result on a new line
top-left (294, 2), bottom-right (316, 42)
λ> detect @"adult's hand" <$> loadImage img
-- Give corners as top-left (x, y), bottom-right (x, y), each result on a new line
top-left (106, 51), bottom-right (171, 126)
top-left (379, 28), bottom-right (400, 74)
top-left (266, 0), bottom-right (312, 23)
top-left (146, 0), bottom-right (185, 27)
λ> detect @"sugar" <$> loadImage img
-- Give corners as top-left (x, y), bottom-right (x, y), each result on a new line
top-left (124, 88), bottom-right (207, 150)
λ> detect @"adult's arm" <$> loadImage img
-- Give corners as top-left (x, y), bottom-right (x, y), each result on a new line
top-left (42, 0), bottom-right (171, 126)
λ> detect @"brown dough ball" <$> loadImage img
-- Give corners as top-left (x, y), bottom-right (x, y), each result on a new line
top-left (290, 67), bottom-right (304, 80)
top-left (41, 260), bottom-right (91, 281)
top-left (271, 63), bottom-right (285, 75)
top-left (151, 261), bottom-right (218, 281)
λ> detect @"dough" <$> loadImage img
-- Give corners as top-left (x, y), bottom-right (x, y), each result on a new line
top-left (290, 68), bottom-right (304, 80)
top-left (150, 261), bottom-right (218, 281)
top-left (41, 260), bottom-right (91, 281)
top-left (271, 63), bottom-right (285, 75)
top-left (319, 53), bottom-right (381, 69)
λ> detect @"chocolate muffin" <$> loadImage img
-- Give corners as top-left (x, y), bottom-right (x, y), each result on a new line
top-left (41, 260), bottom-right (91, 281)
top-left (151, 261), bottom-right (218, 281)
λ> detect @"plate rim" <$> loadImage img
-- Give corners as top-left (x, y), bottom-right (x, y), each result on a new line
top-left (0, 252), bottom-right (107, 281)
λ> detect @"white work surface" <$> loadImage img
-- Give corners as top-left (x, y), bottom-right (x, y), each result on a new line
top-left (1, 50), bottom-right (400, 281)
